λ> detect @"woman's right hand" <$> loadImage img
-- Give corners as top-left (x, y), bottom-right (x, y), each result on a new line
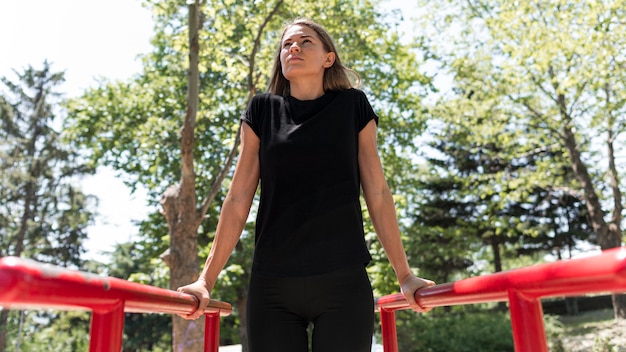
top-left (176, 278), bottom-right (211, 320)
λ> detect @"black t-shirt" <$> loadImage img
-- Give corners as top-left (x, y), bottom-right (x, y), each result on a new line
top-left (242, 88), bottom-right (378, 277)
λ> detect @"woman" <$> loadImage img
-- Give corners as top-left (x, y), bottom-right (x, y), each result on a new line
top-left (177, 18), bottom-right (435, 352)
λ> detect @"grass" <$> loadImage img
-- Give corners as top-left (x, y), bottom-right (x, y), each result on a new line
top-left (549, 309), bottom-right (626, 352)
top-left (558, 308), bottom-right (615, 326)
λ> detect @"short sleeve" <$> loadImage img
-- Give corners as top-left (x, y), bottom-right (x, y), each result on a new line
top-left (241, 94), bottom-right (266, 137)
top-left (355, 89), bottom-right (379, 131)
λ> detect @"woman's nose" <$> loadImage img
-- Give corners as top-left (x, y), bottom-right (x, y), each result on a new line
top-left (289, 43), bottom-right (301, 52)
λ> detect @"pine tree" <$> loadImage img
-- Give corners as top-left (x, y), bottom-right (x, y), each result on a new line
top-left (0, 61), bottom-right (96, 350)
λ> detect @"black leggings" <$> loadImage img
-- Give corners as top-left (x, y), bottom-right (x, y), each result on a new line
top-left (246, 264), bottom-right (374, 352)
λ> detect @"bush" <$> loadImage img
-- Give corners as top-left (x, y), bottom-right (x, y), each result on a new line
top-left (543, 314), bottom-right (566, 351)
top-left (391, 309), bottom-right (514, 352)
top-left (593, 336), bottom-right (616, 352)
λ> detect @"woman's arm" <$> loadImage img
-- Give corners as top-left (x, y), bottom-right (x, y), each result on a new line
top-left (177, 122), bottom-right (260, 319)
top-left (358, 119), bottom-right (434, 311)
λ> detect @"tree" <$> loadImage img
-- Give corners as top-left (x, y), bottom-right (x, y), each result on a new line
top-left (1, 310), bottom-right (91, 352)
top-left (65, 1), bottom-right (433, 349)
top-left (106, 242), bottom-right (172, 351)
top-left (0, 62), bottom-right (95, 350)
top-left (416, 0), bottom-right (626, 318)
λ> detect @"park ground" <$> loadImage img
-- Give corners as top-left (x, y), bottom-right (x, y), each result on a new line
top-left (558, 309), bottom-right (626, 351)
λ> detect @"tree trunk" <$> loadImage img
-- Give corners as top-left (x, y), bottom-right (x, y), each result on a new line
top-left (167, 1), bottom-right (204, 350)
top-left (565, 297), bottom-right (579, 315)
top-left (606, 128), bottom-right (626, 319)
top-left (612, 295), bottom-right (626, 319)
top-left (561, 125), bottom-right (610, 242)
top-left (0, 309), bottom-right (9, 351)
top-left (491, 235), bottom-right (503, 273)
top-left (1, 146), bottom-right (37, 352)
top-left (164, 3), bottom-right (286, 349)
top-left (559, 97), bottom-right (625, 319)
top-left (162, 185), bottom-right (204, 351)
top-left (237, 295), bottom-right (249, 352)
top-left (489, 235), bottom-right (508, 311)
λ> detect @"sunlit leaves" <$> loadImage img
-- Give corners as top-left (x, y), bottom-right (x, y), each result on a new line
top-left (413, 0), bottom-right (625, 265)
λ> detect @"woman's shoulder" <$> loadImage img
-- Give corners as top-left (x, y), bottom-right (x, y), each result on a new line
top-left (250, 92), bottom-right (285, 104)
top-left (246, 93), bottom-right (286, 116)
top-left (335, 88), bottom-right (370, 100)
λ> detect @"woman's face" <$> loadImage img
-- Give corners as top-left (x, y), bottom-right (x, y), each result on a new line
top-left (280, 24), bottom-right (335, 82)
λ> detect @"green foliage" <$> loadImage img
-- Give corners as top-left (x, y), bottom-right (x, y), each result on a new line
top-left (406, 93), bottom-right (594, 281)
top-left (593, 337), bottom-right (617, 352)
top-left (0, 61), bottom-right (96, 266)
top-left (0, 62), bottom-right (95, 351)
top-left (108, 242), bottom-right (172, 351)
top-left (2, 310), bottom-right (90, 352)
top-left (390, 310), bottom-right (514, 352)
top-left (406, 0), bottom-right (626, 281)
top-left (415, 0), bottom-right (626, 251)
top-left (0, 61), bottom-right (97, 351)
top-left (543, 314), bottom-right (566, 352)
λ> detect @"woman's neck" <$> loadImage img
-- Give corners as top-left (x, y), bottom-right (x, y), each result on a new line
top-left (289, 79), bottom-right (325, 100)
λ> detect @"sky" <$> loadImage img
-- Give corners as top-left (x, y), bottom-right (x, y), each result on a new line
top-left (0, 0), bottom-right (417, 263)
top-left (0, 0), bottom-right (154, 262)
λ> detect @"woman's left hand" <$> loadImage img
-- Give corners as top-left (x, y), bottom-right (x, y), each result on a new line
top-left (399, 274), bottom-right (436, 312)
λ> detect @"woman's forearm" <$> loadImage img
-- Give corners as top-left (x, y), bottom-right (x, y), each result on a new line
top-left (199, 191), bottom-right (254, 292)
top-left (197, 122), bottom-right (259, 292)
top-left (358, 120), bottom-right (413, 282)
top-left (365, 185), bottom-right (412, 281)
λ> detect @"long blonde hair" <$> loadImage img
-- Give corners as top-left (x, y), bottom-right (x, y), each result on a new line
top-left (267, 18), bottom-right (360, 96)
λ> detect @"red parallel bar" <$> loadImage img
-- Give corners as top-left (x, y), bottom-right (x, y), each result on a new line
top-left (507, 290), bottom-right (547, 352)
top-left (375, 247), bottom-right (626, 352)
top-left (0, 256), bottom-right (232, 352)
top-left (379, 308), bottom-right (397, 352)
top-left (205, 313), bottom-right (221, 352)
top-left (90, 302), bottom-right (125, 352)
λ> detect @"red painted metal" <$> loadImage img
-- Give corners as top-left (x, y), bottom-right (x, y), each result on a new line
top-left (205, 313), bottom-right (221, 352)
top-left (379, 308), bottom-right (397, 352)
top-left (90, 302), bottom-right (125, 352)
top-left (507, 289), bottom-right (547, 352)
top-left (375, 247), bottom-right (626, 352)
top-left (3, 248), bottom-right (626, 351)
top-left (0, 256), bottom-right (232, 352)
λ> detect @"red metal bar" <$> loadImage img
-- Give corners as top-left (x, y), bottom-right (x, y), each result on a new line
top-left (90, 301), bottom-right (125, 352)
top-left (205, 313), bottom-right (221, 352)
top-left (379, 308), bottom-right (398, 352)
top-left (508, 289), bottom-right (547, 352)
top-left (0, 256), bottom-right (232, 352)
top-left (375, 247), bottom-right (626, 351)
top-left (4, 248), bottom-right (626, 351)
